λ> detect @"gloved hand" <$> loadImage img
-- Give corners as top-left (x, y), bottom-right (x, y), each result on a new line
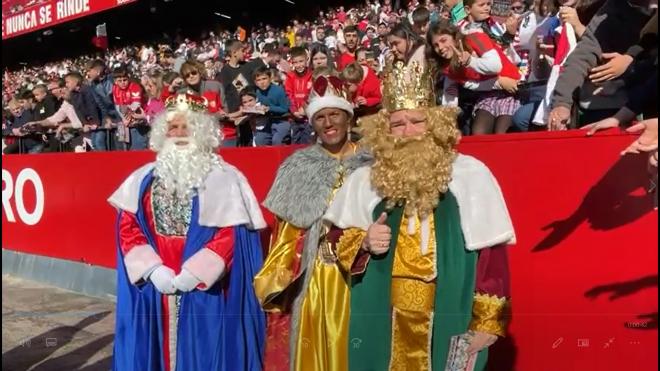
top-left (148, 265), bottom-right (177, 295)
top-left (173, 268), bottom-right (202, 292)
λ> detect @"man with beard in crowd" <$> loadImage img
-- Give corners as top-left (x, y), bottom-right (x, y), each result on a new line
top-left (107, 93), bottom-right (266, 371)
top-left (324, 61), bottom-right (516, 371)
top-left (253, 74), bottom-right (372, 371)
top-left (338, 25), bottom-right (360, 70)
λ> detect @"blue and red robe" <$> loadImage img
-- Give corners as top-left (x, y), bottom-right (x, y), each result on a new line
top-left (112, 171), bottom-right (265, 371)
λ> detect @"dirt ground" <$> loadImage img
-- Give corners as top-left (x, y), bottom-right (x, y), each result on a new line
top-left (2, 275), bottom-right (114, 371)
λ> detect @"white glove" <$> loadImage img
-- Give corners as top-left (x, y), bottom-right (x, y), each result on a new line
top-left (148, 265), bottom-right (177, 295)
top-left (173, 268), bottom-right (202, 292)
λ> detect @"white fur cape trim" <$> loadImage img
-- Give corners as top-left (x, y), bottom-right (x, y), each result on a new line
top-left (323, 154), bottom-right (516, 250)
top-left (107, 160), bottom-right (267, 230)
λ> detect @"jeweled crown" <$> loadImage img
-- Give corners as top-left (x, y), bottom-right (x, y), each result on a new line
top-left (381, 61), bottom-right (436, 112)
top-left (165, 93), bottom-right (209, 112)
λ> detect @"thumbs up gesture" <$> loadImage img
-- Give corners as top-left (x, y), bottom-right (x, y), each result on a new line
top-left (363, 213), bottom-right (391, 255)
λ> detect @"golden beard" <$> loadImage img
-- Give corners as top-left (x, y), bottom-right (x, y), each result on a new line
top-left (357, 106), bottom-right (460, 219)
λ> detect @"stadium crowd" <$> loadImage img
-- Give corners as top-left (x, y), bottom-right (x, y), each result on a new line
top-left (2, 0), bottom-right (657, 154)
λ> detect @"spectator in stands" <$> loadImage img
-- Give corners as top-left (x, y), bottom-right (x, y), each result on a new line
top-left (22, 85), bottom-right (89, 153)
top-left (427, 20), bottom-right (521, 134)
top-left (111, 67), bottom-right (148, 150)
top-left (258, 43), bottom-right (287, 80)
top-left (337, 25), bottom-right (360, 70)
top-left (355, 47), bottom-right (369, 66)
top-left (64, 72), bottom-right (102, 147)
top-left (31, 84), bottom-right (58, 120)
top-left (2, 98), bottom-right (43, 154)
top-left (387, 23), bottom-right (427, 67)
top-left (219, 40), bottom-right (259, 145)
top-left (295, 33), bottom-right (307, 48)
top-left (411, 6), bottom-right (432, 37)
top-left (86, 59), bottom-right (121, 150)
top-left (181, 60), bottom-right (224, 112)
top-left (315, 25), bottom-right (327, 46)
top-left (17, 90), bottom-right (36, 120)
top-left (340, 62), bottom-right (382, 117)
top-left (139, 71), bottom-right (166, 125)
top-left (284, 46), bottom-right (314, 144)
top-left (310, 44), bottom-right (335, 71)
top-left (253, 66), bottom-right (291, 145)
top-left (547, 0), bottom-right (655, 130)
top-left (228, 87), bottom-right (270, 146)
top-left (47, 79), bottom-right (65, 110)
top-left (162, 71), bottom-right (184, 98)
top-left (583, 10), bottom-right (658, 135)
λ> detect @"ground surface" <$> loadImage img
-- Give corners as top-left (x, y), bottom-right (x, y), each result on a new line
top-left (2, 275), bottom-right (114, 371)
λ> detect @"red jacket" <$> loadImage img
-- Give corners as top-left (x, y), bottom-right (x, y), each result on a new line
top-left (284, 69), bottom-right (313, 115)
top-left (112, 81), bottom-right (145, 108)
top-left (354, 67), bottom-right (382, 108)
top-left (337, 52), bottom-right (356, 71)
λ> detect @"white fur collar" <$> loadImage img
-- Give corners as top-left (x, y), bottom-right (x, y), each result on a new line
top-left (107, 160), bottom-right (267, 230)
top-left (323, 154), bottom-right (516, 250)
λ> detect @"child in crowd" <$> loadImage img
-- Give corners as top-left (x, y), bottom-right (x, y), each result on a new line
top-left (253, 66), bottom-right (291, 146)
top-left (427, 20), bottom-right (521, 134)
top-left (340, 62), bottom-right (382, 117)
top-left (284, 46), bottom-right (314, 144)
top-left (455, 0), bottom-right (516, 46)
top-left (111, 66), bottom-right (148, 150)
top-left (227, 88), bottom-right (270, 146)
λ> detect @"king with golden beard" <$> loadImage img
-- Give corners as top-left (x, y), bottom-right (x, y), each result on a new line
top-left (359, 105), bottom-right (460, 219)
top-left (323, 62), bottom-right (517, 371)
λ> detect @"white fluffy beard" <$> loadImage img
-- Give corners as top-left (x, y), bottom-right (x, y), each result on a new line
top-left (153, 137), bottom-right (219, 200)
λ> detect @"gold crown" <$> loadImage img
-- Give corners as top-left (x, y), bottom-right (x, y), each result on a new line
top-left (165, 93), bottom-right (209, 112)
top-left (381, 61), bottom-right (436, 112)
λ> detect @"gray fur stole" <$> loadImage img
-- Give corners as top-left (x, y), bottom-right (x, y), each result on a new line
top-left (262, 144), bottom-right (372, 369)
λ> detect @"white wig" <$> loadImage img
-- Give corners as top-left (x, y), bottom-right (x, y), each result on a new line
top-left (149, 107), bottom-right (223, 200)
top-left (149, 108), bottom-right (223, 153)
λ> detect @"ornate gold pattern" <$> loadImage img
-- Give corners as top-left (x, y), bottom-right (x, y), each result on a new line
top-left (334, 228), bottom-right (367, 274)
top-left (392, 215), bottom-right (437, 282)
top-left (381, 61), bottom-right (436, 112)
top-left (390, 298), bottom-right (435, 371)
top-left (468, 293), bottom-right (509, 337)
top-left (388, 216), bottom-right (439, 369)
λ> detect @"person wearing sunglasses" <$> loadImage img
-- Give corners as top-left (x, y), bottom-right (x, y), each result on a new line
top-left (179, 60), bottom-right (233, 145)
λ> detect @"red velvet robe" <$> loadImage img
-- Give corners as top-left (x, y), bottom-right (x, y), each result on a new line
top-left (118, 189), bottom-right (235, 371)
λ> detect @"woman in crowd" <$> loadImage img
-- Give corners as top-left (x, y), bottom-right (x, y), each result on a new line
top-left (310, 44), bottom-right (336, 72)
top-left (386, 23), bottom-right (426, 67)
top-left (427, 20), bottom-right (521, 134)
top-left (136, 71), bottom-right (166, 125)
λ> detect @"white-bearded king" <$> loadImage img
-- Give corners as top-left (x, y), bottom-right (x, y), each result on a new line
top-left (108, 93), bottom-right (266, 371)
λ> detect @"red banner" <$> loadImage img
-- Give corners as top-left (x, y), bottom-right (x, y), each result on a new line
top-left (2, 131), bottom-right (658, 370)
top-left (2, 0), bottom-right (136, 40)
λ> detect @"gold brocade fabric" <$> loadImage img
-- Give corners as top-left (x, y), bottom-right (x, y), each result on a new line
top-left (335, 228), bottom-right (368, 274)
top-left (468, 293), bottom-right (509, 337)
top-left (294, 258), bottom-right (350, 371)
top-left (253, 220), bottom-right (303, 312)
top-left (392, 215), bottom-right (437, 282)
top-left (390, 304), bottom-right (434, 371)
top-left (389, 214), bottom-right (438, 370)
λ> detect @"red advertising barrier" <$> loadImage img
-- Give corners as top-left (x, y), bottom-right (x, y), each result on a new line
top-left (2, 131), bottom-right (658, 371)
top-left (2, 0), bottom-right (137, 40)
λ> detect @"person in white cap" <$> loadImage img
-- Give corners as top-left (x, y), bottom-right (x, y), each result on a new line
top-left (253, 74), bottom-right (372, 371)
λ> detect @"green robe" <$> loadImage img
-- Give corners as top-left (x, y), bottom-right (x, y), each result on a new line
top-left (348, 192), bottom-right (489, 371)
